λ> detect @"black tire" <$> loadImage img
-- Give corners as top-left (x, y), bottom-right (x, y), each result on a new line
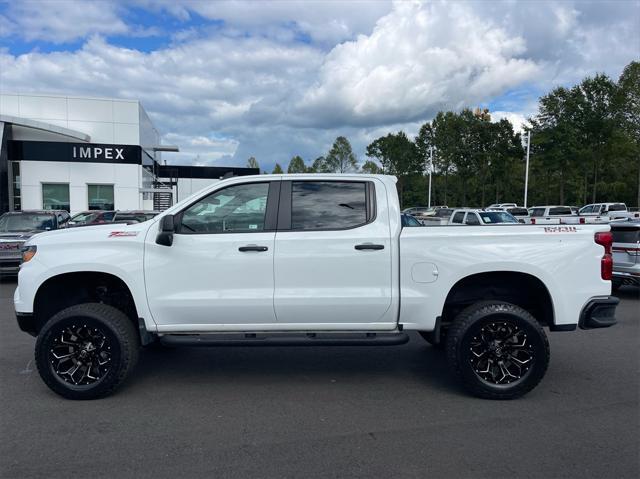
top-left (446, 301), bottom-right (549, 400)
top-left (418, 330), bottom-right (447, 349)
top-left (35, 303), bottom-right (139, 400)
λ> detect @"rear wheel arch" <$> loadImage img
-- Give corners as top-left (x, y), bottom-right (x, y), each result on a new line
top-left (441, 271), bottom-right (555, 328)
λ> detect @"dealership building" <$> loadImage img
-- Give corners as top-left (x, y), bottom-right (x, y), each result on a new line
top-left (0, 93), bottom-right (257, 215)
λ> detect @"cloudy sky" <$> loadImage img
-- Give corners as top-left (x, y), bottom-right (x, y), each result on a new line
top-left (0, 0), bottom-right (638, 170)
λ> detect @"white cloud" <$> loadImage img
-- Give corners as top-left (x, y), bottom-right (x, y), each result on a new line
top-left (0, 0), bottom-right (129, 43)
top-left (294, 1), bottom-right (540, 128)
top-left (0, 0), bottom-right (637, 170)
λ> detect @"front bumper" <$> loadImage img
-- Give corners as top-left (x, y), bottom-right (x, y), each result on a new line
top-left (0, 257), bottom-right (21, 275)
top-left (16, 312), bottom-right (37, 336)
top-left (578, 296), bottom-right (619, 330)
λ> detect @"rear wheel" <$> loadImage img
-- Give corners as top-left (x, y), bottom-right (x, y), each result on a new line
top-left (35, 303), bottom-right (139, 400)
top-left (446, 301), bottom-right (549, 399)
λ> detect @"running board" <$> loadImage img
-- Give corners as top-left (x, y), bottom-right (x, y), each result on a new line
top-left (160, 331), bottom-right (409, 347)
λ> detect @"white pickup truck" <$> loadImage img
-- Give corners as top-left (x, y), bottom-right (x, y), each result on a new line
top-left (14, 174), bottom-right (618, 400)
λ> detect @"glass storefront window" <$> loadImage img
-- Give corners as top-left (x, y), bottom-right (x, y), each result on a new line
top-left (11, 161), bottom-right (21, 211)
top-left (42, 184), bottom-right (70, 212)
top-left (88, 184), bottom-right (115, 210)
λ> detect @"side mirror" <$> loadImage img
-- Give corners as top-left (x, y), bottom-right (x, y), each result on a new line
top-left (156, 214), bottom-right (175, 246)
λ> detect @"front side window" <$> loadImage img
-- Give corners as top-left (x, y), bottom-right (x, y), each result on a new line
top-left (291, 181), bottom-right (367, 230)
top-left (181, 182), bottom-right (269, 233)
top-left (42, 183), bottom-right (70, 212)
top-left (579, 205), bottom-right (593, 214)
top-left (88, 185), bottom-right (115, 210)
top-left (465, 213), bottom-right (481, 225)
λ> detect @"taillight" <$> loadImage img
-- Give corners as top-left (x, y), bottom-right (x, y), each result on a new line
top-left (594, 231), bottom-right (613, 280)
top-left (530, 218), bottom-right (536, 224)
top-left (579, 217), bottom-right (586, 224)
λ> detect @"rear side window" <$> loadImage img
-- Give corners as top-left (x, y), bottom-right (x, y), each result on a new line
top-left (291, 181), bottom-right (367, 230)
top-left (549, 207), bottom-right (572, 215)
top-left (608, 204), bottom-right (626, 212)
top-left (452, 212), bottom-right (465, 224)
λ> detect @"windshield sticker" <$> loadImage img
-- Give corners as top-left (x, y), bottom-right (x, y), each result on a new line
top-left (543, 226), bottom-right (577, 233)
top-left (109, 231), bottom-right (139, 238)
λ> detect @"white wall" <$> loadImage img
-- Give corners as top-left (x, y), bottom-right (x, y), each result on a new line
top-left (20, 160), bottom-right (144, 214)
top-left (0, 93), bottom-right (142, 145)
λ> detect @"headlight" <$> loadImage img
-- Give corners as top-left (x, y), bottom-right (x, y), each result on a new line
top-left (21, 245), bottom-right (37, 263)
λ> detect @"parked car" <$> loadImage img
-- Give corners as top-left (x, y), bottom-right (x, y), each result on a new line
top-left (449, 209), bottom-right (519, 225)
top-left (15, 174), bottom-right (617, 400)
top-left (487, 203), bottom-right (518, 208)
top-left (610, 220), bottom-right (640, 291)
top-left (527, 205), bottom-right (576, 224)
top-left (68, 211), bottom-right (116, 227)
top-left (401, 213), bottom-right (423, 227)
top-left (402, 206), bottom-right (448, 221)
top-left (113, 210), bottom-right (160, 224)
top-left (579, 203), bottom-right (640, 221)
top-left (420, 207), bottom-right (454, 225)
top-left (0, 210), bottom-right (69, 275)
top-left (485, 206), bottom-right (530, 223)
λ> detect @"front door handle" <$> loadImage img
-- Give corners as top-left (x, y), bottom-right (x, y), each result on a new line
top-left (354, 243), bottom-right (384, 251)
top-left (238, 245), bottom-right (268, 252)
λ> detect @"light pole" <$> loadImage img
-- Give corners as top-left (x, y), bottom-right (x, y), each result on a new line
top-left (428, 146), bottom-right (433, 208)
top-left (524, 131), bottom-right (531, 208)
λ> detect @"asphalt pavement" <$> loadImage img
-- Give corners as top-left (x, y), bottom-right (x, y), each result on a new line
top-left (0, 279), bottom-right (638, 479)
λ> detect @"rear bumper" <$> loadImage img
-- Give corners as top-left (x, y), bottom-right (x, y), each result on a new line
top-left (613, 270), bottom-right (640, 286)
top-left (578, 296), bottom-right (619, 330)
top-left (16, 312), bottom-right (37, 336)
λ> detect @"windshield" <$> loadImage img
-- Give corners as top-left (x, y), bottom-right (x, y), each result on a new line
top-left (479, 212), bottom-right (519, 224)
top-left (70, 212), bottom-right (98, 223)
top-left (0, 213), bottom-right (55, 232)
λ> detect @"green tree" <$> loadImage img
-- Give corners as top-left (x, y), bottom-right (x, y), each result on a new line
top-left (246, 157), bottom-right (259, 170)
top-left (272, 163), bottom-right (284, 174)
top-left (325, 136), bottom-right (358, 173)
top-left (360, 160), bottom-right (383, 174)
top-left (617, 61), bottom-right (640, 207)
top-left (309, 156), bottom-right (328, 173)
top-left (287, 155), bottom-right (307, 173)
top-left (366, 131), bottom-right (422, 206)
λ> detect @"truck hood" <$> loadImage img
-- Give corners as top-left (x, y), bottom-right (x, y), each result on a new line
top-left (23, 222), bottom-right (150, 247)
top-left (0, 230), bottom-right (44, 241)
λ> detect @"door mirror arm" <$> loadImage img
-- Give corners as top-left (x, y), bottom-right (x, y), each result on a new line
top-left (156, 214), bottom-right (175, 246)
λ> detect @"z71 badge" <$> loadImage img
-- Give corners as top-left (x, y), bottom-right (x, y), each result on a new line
top-left (543, 226), bottom-right (577, 233)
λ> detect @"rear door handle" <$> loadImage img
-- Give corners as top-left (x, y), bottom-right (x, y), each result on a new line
top-left (238, 245), bottom-right (268, 252)
top-left (354, 243), bottom-right (384, 251)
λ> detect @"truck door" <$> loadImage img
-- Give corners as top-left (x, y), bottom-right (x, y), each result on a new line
top-left (144, 180), bottom-right (280, 329)
top-left (273, 179), bottom-right (395, 328)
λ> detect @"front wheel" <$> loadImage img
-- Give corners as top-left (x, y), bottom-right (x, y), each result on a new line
top-left (446, 301), bottom-right (549, 399)
top-left (35, 303), bottom-right (139, 400)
